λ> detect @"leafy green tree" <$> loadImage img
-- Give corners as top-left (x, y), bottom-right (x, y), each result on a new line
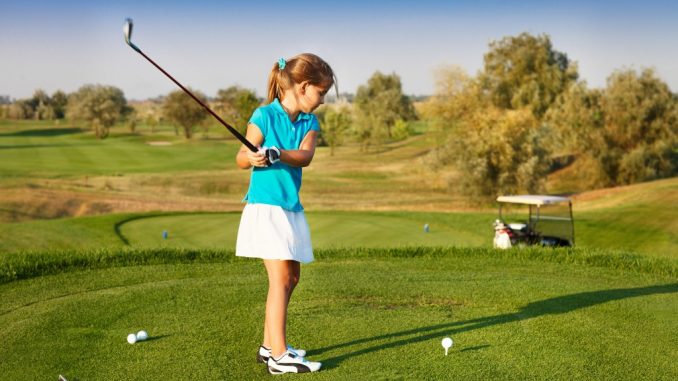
top-left (51, 90), bottom-right (68, 119)
top-left (602, 68), bottom-right (677, 184)
top-left (30, 89), bottom-right (52, 120)
top-left (162, 89), bottom-right (208, 139)
top-left (420, 65), bottom-right (486, 133)
top-left (215, 86), bottom-right (260, 136)
top-left (353, 72), bottom-right (416, 150)
top-left (66, 85), bottom-right (129, 139)
top-left (452, 107), bottom-right (550, 199)
top-left (319, 106), bottom-right (351, 156)
top-left (126, 109), bottom-right (138, 134)
top-left (480, 33), bottom-right (578, 117)
top-left (545, 82), bottom-right (611, 188)
top-left (547, 68), bottom-right (677, 186)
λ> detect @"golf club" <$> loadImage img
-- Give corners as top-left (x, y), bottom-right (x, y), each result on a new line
top-left (123, 18), bottom-right (259, 153)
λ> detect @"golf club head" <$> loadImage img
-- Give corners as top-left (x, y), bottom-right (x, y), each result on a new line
top-left (123, 18), bottom-right (141, 52)
top-left (123, 18), bottom-right (133, 43)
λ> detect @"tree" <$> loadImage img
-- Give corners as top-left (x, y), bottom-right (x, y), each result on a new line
top-left (7, 100), bottom-right (32, 119)
top-left (215, 86), bottom-right (260, 136)
top-left (602, 68), bottom-right (677, 184)
top-left (319, 106), bottom-right (351, 156)
top-left (479, 33), bottom-right (578, 117)
top-left (51, 90), bottom-right (68, 119)
top-left (162, 89), bottom-right (208, 139)
top-left (67, 85), bottom-right (129, 139)
top-left (31, 89), bottom-right (52, 120)
top-left (545, 82), bottom-right (611, 188)
top-left (547, 68), bottom-right (678, 186)
top-left (452, 107), bottom-right (550, 199)
top-left (353, 72), bottom-right (416, 150)
top-left (420, 65), bottom-right (486, 133)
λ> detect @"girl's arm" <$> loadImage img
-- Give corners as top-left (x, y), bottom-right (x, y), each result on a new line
top-left (280, 130), bottom-right (318, 167)
top-left (236, 124), bottom-right (266, 169)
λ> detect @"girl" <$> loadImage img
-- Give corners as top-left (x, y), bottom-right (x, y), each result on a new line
top-left (235, 53), bottom-right (336, 375)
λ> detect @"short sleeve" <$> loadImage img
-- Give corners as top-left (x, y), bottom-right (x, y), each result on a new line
top-left (248, 107), bottom-right (267, 136)
top-left (309, 115), bottom-right (320, 132)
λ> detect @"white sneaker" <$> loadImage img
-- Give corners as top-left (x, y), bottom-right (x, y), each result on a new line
top-left (267, 351), bottom-right (321, 374)
top-left (257, 345), bottom-right (307, 363)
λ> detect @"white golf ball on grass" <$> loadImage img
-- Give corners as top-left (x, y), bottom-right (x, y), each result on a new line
top-left (127, 333), bottom-right (137, 344)
top-left (136, 330), bottom-right (149, 341)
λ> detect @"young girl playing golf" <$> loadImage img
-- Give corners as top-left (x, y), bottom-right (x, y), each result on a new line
top-left (235, 53), bottom-right (335, 375)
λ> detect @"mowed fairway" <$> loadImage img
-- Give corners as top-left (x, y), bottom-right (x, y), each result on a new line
top-left (0, 121), bottom-right (238, 178)
top-left (1, 249), bottom-right (676, 380)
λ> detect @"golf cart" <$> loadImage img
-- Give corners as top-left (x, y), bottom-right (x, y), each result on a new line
top-left (493, 195), bottom-right (574, 249)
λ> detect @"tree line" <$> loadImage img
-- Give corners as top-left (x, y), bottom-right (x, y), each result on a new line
top-left (422, 33), bottom-right (677, 197)
top-left (0, 73), bottom-right (418, 151)
top-left (2, 31), bottom-right (676, 195)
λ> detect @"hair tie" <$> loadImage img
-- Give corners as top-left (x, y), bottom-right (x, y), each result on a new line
top-left (278, 58), bottom-right (286, 71)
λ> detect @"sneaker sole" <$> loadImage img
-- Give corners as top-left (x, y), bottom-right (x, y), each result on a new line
top-left (268, 363), bottom-right (317, 375)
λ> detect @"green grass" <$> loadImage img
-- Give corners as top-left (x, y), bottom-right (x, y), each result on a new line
top-left (0, 247), bottom-right (676, 380)
top-left (1, 206), bottom-right (675, 260)
top-left (0, 122), bottom-right (238, 178)
top-left (1, 120), bottom-right (677, 379)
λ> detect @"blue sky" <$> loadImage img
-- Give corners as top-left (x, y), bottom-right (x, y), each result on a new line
top-left (1, 0), bottom-right (677, 100)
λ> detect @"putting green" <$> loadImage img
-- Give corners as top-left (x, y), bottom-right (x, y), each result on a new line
top-left (1, 250), bottom-right (675, 380)
top-left (117, 211), bottom-right (495, 249)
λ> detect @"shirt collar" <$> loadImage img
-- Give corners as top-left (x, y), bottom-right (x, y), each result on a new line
top-left (272, 98), bottom-right (312, 122)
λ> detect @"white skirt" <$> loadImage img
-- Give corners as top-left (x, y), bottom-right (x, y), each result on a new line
top-left (236, 203), bottom-right (314, 263)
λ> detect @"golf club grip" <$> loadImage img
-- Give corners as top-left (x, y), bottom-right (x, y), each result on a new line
top-left (135, 49), bottom-right (259, 152)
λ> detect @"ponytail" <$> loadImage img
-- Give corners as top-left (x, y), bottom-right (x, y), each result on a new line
top-left (266, 53), bottom-right (336, 104)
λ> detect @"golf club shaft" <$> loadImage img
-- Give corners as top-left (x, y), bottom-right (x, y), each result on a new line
top-left (132, 49), bottom-right (258, 152)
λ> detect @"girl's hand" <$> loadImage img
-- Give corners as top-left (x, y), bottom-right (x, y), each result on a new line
top-left (247, 148), bottom-right (268, 167)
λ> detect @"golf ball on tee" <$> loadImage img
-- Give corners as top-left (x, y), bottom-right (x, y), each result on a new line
top-left (136, 330), bottom-right (148, 341)
top-left (442, 337), bottom-right (453, 355)
top-left (127, 333), bottom-right (137, 344)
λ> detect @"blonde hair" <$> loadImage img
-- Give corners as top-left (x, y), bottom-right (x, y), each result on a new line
top-left (267, 53), bottom-right (337, 103)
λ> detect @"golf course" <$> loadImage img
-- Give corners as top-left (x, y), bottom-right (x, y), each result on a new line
top-left (0, 119), bottom-right (676, 380)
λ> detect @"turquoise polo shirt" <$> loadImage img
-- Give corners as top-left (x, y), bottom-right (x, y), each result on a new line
top-left (243, 98), bottom-right (320, 211)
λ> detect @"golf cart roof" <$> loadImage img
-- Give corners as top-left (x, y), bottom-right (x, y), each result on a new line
top-left (496, 195), bottom-right (571, 206)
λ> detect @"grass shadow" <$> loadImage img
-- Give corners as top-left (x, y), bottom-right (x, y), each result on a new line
top-left (142, 334), bottom-right (170, 342)
top-left (314, 283), bottom-right (678, 370)
top-left (0, 127), bottom-right (83, 137)
top-left (0, 144), bottom-right (73, 150)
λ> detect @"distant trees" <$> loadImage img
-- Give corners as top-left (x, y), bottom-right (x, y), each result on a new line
top-left (162, 89), bottom-right (208, 139)
top-left (479, 33), bottom-right (578, 118)
top-left (4, 89), bottom-right (70, 121)
top-left (51, 90), bottom-right (68, 119)
top-left (317, 105), bottom-right (352, 156)
top-left (66, 85), bottom-right (130, 139)
top-left (424, 32), bottom-right (678, 199)
top-left (453, 107), bottom-right (549, 197)
top-left (353, 72), bottom-right (417, 150)
top-left (215, 86), bottom-right (260, 136)
top-left (547, 68), bottom-right (678, 187)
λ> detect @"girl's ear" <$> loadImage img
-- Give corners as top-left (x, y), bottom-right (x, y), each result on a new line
top-left (299, 81), bottom-right (310, 95)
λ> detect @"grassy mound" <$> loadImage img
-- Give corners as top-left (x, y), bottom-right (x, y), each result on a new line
top-left (1, 247), bottom-right (675, 380)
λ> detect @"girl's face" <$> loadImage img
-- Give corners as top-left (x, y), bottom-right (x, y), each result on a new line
top-left (298, 83), bottom-right (330, 113)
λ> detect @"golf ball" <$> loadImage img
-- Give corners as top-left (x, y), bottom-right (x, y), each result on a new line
top-left (136, 330), bottom-right (148, 341)
top-left (127, 333), bottom-right (137, 344)
top-left (442, 337), bottom-right (453, 348)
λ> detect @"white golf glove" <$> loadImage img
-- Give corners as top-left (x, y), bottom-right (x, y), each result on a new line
top-left (259, 146), bottom-right (281, 165)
